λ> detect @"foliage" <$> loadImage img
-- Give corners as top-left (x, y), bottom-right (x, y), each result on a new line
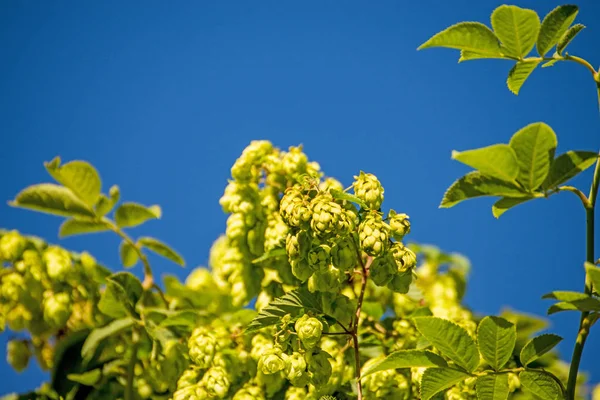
top-left (1, 3), bottom-right (600, 400)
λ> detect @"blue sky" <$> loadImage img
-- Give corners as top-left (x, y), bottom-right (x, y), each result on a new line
top-left (1, 0), bottom-right (599, 395)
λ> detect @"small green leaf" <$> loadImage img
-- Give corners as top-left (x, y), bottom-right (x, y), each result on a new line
top-left (476, 316), bottom-right (516, 370)
top-left (543, 151), bottom-right (597, 189)
top-left (45, 158), bottom-right (102, 207)
top-left (119, 241), bottom-right (139, 268)
top-left (59, 219), bottom-right (110, 238)
top-left (542, 291), bottom-right (590, 302)
top-left (98, 272), bottom-right (143, 318)
top-left (519, 370), bottom-right (563, 400)
top-left (476, 374), bottom-right (510, 400)
top-left (418, 22), bottom-right (502, 55)
top-left (537, 5), bottom-right (579, 56)
top-left (81, 317), bottom-right (136, 360)
top-left (509, 122), bottom-right (557, 191)
top-left (556, 23), bottom-right (585, 55)
top-left (542, 59), bottom-right (559, 68)
top-left (440, 172), bottom-right (530, 209)
top-left (138, 237), bottom-right (185, 266)
top-left (519, 334), bottom-right (563, 366)
top-left (458, 50), bottom-right (508, 62)
top-left (546, 300), bottom-right (600, 315)
top-left (413, 316), bottom-right (479, 372)
top-left (252, 248), bottom-right (287, 264)
top-left (115, 203), bottom-right (161, 228)
top-left (10, 183), bottom-right (96, 218)
top-left (361, 350), bottom-right (448, 378)
top-left (330, 189), bottom-right (367, 208)
top-left (67, 369), bottom-right (102, 386)
top-left (451, 144), bottom-right (519, 182)
top-left (491, 5), bottom-right (540, 57)
top-left (584, 262), bottom-right (600, 293)
top-left (95, 185), bottom-right (120, 216)
top-left (420, 368), bottom-right (470, 400)
top-left (492, 196), bottom-right (535, 218)
top-left (507, 60), bottom-right (541, 95)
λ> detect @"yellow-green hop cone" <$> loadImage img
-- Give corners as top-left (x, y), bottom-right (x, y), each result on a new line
top-left (177, 368), bottom-right (202, 390)
top-left (282, 146), bottom-right (309, 177)
top-left (1, 272), bottom-right (27, 303)
top-left (285, 387), bottom-right (308, 400)
top-left (285, 352), bottom-right (309, 387)
top-left (43, 292), bottom-right (72, 328)
top-left (353, 171), bottom-right (384, 210)
top-left (280, 186), bottom-right (311, 228)
top-left (331, 236), bottom-right (358, 271)
top-left (286, 231), bottom-right (310, 261)
top-left (202, 366), bottom-right (231, 399)
top-left (307, 243), bottom-right (331, 272)
top-left (43, 246), bottom-right (73, 280)
top-left (391, 243), bottom-right (417, 272)
top-left (358, 213), bottom-right (389, 257)
top-left (310, 193), bottom-right (344, 237)
top-left (225, 213), bottom-right (250, 242)
top-left (307, 350), bottom-right (332, 387)
top-left (387, 270), bottom-right (413, 294)
top-left (0, 231), bottom-right (27, 261)
top-left (6, 305), bottom-right (32, 331)
top-left (319, 177), bottom-right (344, 193)
top-left (290, 258), bottom-right (313, 282)
top-left (7, 339), bottom-right (31, 372)
top-left (264, 214), bottom-right (289, 252)
top-left (220, 182), bottom-right (261, 214)
top-left (258, 347), bottom-right (289, 375)
top-left (369, 253), bottom-right (396, 287)
top-left (388, 210), bottom-right (411, 240)
top-left (295, 314), bottom-right (323, 350)
top-left (232, 382), bottom-right (264, 400)
top-left (188, 328), bottom-right (218, 368)
top-left (308, 265), bottom-right (342, 293)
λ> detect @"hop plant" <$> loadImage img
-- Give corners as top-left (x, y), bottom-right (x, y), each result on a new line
top-left (0, 231), bottom-right (27, 261)
top-left (7, 339), bottom-right (30, 372)
top-left (353, 171), bottom-right (384, 210)
top-left (295, 314), bottom-right (323, 350)
top-left (188, 328), bottom-right (218, 368)
top-left (358, 212), bottom-right (389, 256)
top-left (388, 210), bottom-right (410, 240)
top-left (43, 246), bottom-right (73, 281)
top-left (43, 292), bottom-right (72, 328)
top-left (258, 347), bottom-right (288, 375)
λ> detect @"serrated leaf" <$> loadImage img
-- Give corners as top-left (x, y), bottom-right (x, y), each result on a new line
top-left (115, 203), bottom-right (161, 228)
top-left (45, 158), bottom-right (102, 207)
top-left (451, 144), bottom-right (519, 182)
top-left (509, 123), bottom-right (557, 191)
top-left (491, 5), bottom-right (540, 57)
top-left (584, 262), bottom-right (600, 293)
top-left (361, 350), bottom-right (447, 378)
top-left (138, 237), bottom-right (185, 266)
top-left (537, 5), bottom-right (579, 56)
top-left (418, 22), bottom-right (502, 55)
top-left (420, 368), bottom-right (470, 400)
top-left (246, 288), bottom-right (326, 333)
top-left (557, 23), bottom-right (585, 55)
top-left (500, 308), bottom-right (548, 350)
top-left (119, 241), bottom-right (139, 268)
top-left (440, 171), bottom-right (530, 209)
top-left (98, 272), bottom-right (143, 318)
top-left (67, 369), bottom-right (102, 385)
top-left (458, 50), bottom-right (508, 62)
top-left (10, 183), bottom-right (96, 218)
top-left (413, 317), bottom-right (479, 372)
top-left (492, 196), bottom-right (535, 218)
top-left (476, 374), bottom-right (510, 400)
top-left (543, 151), bottom-right (597, 189)
top-left (330, 189), bottom-right (367, 208)
top-left (477, 316), bottom-right (516, 370)
top-left (95, 185), bottom-right (120, 216)
top-left (59, 218), bottom-right (110, 238)
top-left (507, 60), bottom-right (541, 95)
top-left (81, 317), bottom-right (136, 361)
top-left (519, 370), bottom-right (563, 399)
top-left (520, 334), bottom-right (563, 366)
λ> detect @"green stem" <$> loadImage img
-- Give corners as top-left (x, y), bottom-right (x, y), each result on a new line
top-left (125, 329), bottom-right (140, 400)
top-left (566, 154), bottom-right (600, 399)
top-left (352, 255), bottom-right (372, 400)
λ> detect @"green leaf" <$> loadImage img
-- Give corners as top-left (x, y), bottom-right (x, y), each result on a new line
top-left (10, 183), bottom-right (96, 218)
top-left (45, 158), bottom-right (102, 207)
top-left (476, 374), bottom-right (510, 400)
top-left (246, 288), bottom-right (326, 333)
top-left (543, 151), bottom-right (597, 189)
top-left (81, 318), bottom-right (136, 361)
top-left (119, 241), bottom-right (139, 268)
top-left (537, 5), bottom-right (579, 56)
top-left (98, 272), bottom-right (143, 318)
top-left (67, 369), bottom-right (102, 386)
top-left (451, 144), bottom-right (519, 182)
top-left (519, 334), bottom-right (563, 366)
top-left (547, 300), bottom-right (600, 315)
top-left (542, 59), bottom-right (559, 68)
top-left (491, 5), bottom-right (540, 57)
top-left (440, 172), bottom-right (530, 208)
top-left (114, 202), bottom-right (162, 228)
top-left (420, 368), bottom-right (470, 400)
top-left (507, 60), bottom-right (541, 95)
top-left (584, 262), bottom-right (600, 293)
top-left (413, 316), bottom-right (479, 372)
top-left (418, 22), bottom-right (502, 55)
top-left (519, 370), bottom-right (563, 400)
top-left (542, 291), bottom-right (590, 302)
top-left (59, 219), bottom-right (110, 238)
top-left (500, 308), bottom-right (548, 350)
top-left (361, 350), bottom-right (448, 378)
top-left (137, 237), bottom-right (185, 266)
top-left (252, 248), bottom-right (287, 264)
top-left (492, 196), bottom-right (535, 218)
top-left (476, 316), bottom-right (516, 370)
top-left (556, 23), bottom-right (585, 55)
top-left (509, 122), bottom-right (557, 191)
top-left (95, 185), bottom-right (120, 216)
top-left (458, 50), bottom-right (508, 62)
top-left (330, 189), bottom-right (367, 208)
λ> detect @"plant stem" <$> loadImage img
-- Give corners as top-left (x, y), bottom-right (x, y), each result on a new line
top-left (566, 154), bottom-right (600, 399)
top-left (352, 256), bottom-right (372, 400)
top-left (125, 329), bottom-right (140, 400)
